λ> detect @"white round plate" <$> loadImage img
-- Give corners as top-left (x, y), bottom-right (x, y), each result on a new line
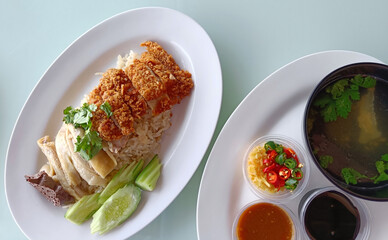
top-left (5, 7), bottom-right (222, 240)
top-left (196, 50), bottom-right (388, 240)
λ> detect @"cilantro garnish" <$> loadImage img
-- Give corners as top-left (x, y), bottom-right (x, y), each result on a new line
top-left (63, 102), bottom-right (105, 161)
top-left (319, 155), bottom-right (333, 169)
top-left (75, 130), bottom-right (102, 161)
top-left (63, 103), bottom-right (96, 129)
top-left (100, 102), bottom-right (112, 118)
top-left (351, 75), bottom-right (377, 88)
top-left (341, 168), bottom-right (369, 185)
top-left (313, 74), bottom-right (376, 122)
top-left (340, 154), bottom-right (388, 185)
top-left (372, 154), bottom-right (388, 183)
top-left (381, 154), bottom-right (388, 162)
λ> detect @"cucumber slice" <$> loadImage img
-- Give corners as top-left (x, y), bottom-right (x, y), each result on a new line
top-left (98, 159), bottom-right (143, 204)
top-left (90, 184), bottom-right (141, 234)
top-left (135, 155), bottom-right (162, 191)
top-left (65, 192), bottom-right (101, 225)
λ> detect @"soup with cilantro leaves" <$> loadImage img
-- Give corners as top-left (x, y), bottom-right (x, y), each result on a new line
top-left (306, 73), bottom-right (388, 189)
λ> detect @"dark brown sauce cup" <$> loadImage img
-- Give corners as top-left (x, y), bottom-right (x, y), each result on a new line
top-left (299, 187), bottom-right (371, 240)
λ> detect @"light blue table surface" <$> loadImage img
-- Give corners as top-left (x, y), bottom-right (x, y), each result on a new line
top-left (2, 1), bottom-right (388, 239)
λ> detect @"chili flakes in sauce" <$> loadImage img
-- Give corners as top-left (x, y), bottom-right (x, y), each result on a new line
top-left (236, 202), bottom-right (294, 240)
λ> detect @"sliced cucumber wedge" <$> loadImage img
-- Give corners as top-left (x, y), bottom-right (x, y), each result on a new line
top-left (98, 159), bottom-right (143, 204)
top-left (91, 184), bottom-right (141, 234)
top-left (65, 192), bottom-right (101, 225)
top-left (135, 155), bottom-right (162, 191)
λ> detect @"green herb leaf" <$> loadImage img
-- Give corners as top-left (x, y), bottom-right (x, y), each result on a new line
top-left (63, 103), bottom-right (96, 129)
top-left (73, 111), bottom-right (91, 126)
top-left (381, 154), bottom-right (388, 162)
top-left (376, 160), bottom-right (385, 174)
top-left (313, 94), bottom-right (332, 108)
top-left (373, 160), bottom-right (388, 183)
top-left (351, 74), bottom-right (377, 88)
top-left (313, 75), bottom-right (376, 123)
top-left (341, 167), bottom-right (368, 185)
top-left (75, 130), bottom-right (102, 161)
top-left (63, 106), bottom-right (75, 124)
top-left (100, 102), bottom-right (113, 118)
top-left (321, 101), bottom-right (337, 122)
top-left (63, 103), bottom-right (102, 161)
top-left (335, 92), bottom-right (352, 119)
top-left (373, 174), bottom-right (388, 184)
top-left (327, 79), bottom-right (348, 98)
top-left (319, 155), bottom-right (333, 169)
top-left (348, 84), bottom-right (360, 101)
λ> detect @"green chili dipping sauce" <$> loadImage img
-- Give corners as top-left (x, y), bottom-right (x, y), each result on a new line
top-left (236, 202), bottom-right (294, 240)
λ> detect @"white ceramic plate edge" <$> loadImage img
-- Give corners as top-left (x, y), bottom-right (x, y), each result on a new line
top-left (5, 7), bottom-right (222, 240)
top-left (196, 50), bottom-right (382, 240)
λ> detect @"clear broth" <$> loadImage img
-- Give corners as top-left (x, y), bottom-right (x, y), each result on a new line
top-left (307, 77), bottom-right (388, 187)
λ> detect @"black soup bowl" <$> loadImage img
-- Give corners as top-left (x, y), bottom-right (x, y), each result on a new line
top-left (303, 62), bottom-right (388, 201)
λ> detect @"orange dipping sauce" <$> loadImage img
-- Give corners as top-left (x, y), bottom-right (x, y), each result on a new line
top-left (236, 202), bottom-right (294, 240)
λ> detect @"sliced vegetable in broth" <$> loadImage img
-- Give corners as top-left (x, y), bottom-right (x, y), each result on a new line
top-left (307, 75), bottom-right (388, 186)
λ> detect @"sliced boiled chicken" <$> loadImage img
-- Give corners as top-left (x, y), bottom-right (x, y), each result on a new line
top-left (37, 136), bottom-right (88, 200)
top-left (55, 125), bottom-right (82, 187)
top-left (66, 124), bottom-right (110, 186)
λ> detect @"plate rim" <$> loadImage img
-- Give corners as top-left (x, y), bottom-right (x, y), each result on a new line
top-left (196, 50), bottom-right (381, 240)
top-left (5, 7), bottom-right (222, 240)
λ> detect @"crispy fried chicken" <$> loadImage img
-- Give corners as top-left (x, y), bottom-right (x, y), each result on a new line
top-left (89, 41), bottom-right (193, 142)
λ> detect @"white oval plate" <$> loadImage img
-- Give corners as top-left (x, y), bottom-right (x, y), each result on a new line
top-left (5, 7), bottom-right (222, 240)
top-left (196, 50), bottom-right (388, 239)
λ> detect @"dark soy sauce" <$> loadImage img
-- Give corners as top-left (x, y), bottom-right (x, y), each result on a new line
top-left (304, 191), bottom-right (360, 240)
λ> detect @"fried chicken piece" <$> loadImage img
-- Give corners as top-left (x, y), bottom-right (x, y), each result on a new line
top-left (88, 88), bottom-right (123, 141)
top-left (88, 41), bottom-right (193, 138)
top-left (140, 41), bottom-right (194, 100)
top-left (99, 69), bottom-right (148, 119)
top-left (140, 52), bottom-right (181, 105)
top-left (125, 59), bottom-right (172, 115)
top-left (100, 89), bottom-right (134, 136)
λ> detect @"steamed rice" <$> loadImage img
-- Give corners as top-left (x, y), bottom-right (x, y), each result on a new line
top-left (108, 110), bottom-right (171, 170)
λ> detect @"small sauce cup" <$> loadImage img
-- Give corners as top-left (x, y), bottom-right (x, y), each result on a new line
top-left (299, 186), bottom-right (371, 240)
top-left (232, 200), bottom-right (300, 240)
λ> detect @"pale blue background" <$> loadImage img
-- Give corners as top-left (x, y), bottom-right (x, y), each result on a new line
top-left (2, 1), bottom-right (388, 239)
